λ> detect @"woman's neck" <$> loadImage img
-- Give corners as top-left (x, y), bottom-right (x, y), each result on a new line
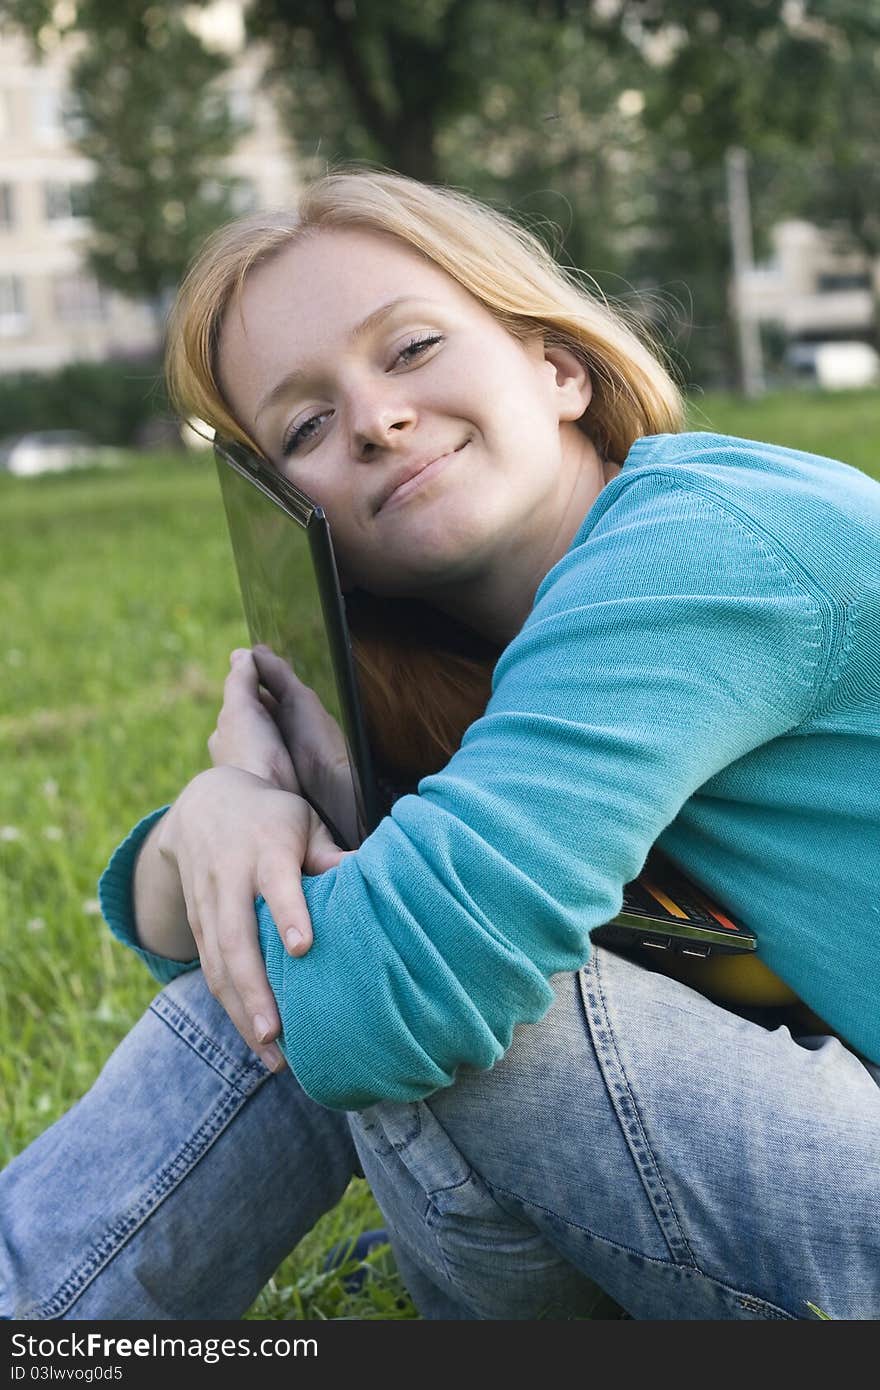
top-left (432, 430), bottom-right (621, 647)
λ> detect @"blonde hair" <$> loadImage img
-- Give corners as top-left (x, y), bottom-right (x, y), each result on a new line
top-left (166, 168), bottom-right (684, 784)
top-left (167, 167), bottom-right (683, 460)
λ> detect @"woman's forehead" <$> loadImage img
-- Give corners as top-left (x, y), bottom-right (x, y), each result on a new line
top-left (243, 226), bottom-right (468, 319)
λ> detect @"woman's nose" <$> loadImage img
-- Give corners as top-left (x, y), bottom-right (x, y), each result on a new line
top-left (349, 387), bottom-right (417, 458)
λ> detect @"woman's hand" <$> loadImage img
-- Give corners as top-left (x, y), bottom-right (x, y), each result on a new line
top-left (208, 649), bottom-right (300, 793)
top-left (156, 765), bottom-right (349, 1070)
top-left (251, 645), bottom-right (360, 849)
top-left (209, 646), bottom-right (359, 848)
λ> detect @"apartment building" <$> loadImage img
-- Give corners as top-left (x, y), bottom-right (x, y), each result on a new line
top-left (738, 219), bottom-right (879, 383)
top-left (0, 14), bottom-right (298, 376)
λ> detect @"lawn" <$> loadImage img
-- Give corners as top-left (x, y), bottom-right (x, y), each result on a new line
top-left (1, 387), bottom-right (877, 1319)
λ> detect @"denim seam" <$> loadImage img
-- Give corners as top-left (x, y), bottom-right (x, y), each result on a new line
top-left (360, 1116), bottom-right (477, 1293)
top-left (149, 993), bottom-right (266, 1095)
top-left (24, 1077), bottom-right (269, 1318)
top-left (483, 1176), bottom-right (669, 1263)
top-left (482, 1180), bottom-right (796, 1320)
top-left (580, 957), bottom-right (697, 1267)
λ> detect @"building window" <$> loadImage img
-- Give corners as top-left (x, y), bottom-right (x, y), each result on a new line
top-left (0, 276), bottom-right (27, 335)
top-left (52, 272), bottom-right (107, 322)
top-left (44, 181), bottom-right (90, 222)
top-left (816, 272), bottom-right (872, 293)
top-left (0, 184), bottom-right (14, 230)
top-left (33, 84), bottom-right (63, 141)
top-left (0, 90), bottom-right (13, 140)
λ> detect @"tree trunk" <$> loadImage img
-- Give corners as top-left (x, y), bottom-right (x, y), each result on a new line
top-left (388, 111), bottom-right (439, 183)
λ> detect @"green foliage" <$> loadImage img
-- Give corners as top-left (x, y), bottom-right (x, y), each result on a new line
top-left (800, 42), bottom-right (880, 262)
top-left (0, 358), bottom-right (170, 446)
top-left (5, 0), bottom-right (246, 308)
top-left (805, 1300), bottom-right (833, 1319)
top-left (72, 6), bottom-right (246, 305)
top-left (247, 0), bottom-right (611, 181)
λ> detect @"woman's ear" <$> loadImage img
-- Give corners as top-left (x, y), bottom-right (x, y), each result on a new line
top-left (544, 346), bottom-right (592, 422)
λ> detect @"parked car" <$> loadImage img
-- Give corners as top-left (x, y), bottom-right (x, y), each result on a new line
top-left (785, 340), bottom-right (880, 390)
top-left (0, 431), bottom-right (123, 477)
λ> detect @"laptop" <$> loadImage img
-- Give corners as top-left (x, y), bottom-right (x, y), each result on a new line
top-left (214, 437), bottom-right (757, 959)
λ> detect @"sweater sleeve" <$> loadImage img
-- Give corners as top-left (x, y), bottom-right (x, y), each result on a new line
top-left (256, 476), bottom-right (828, 1109)
top-left (97, 805), bottom-right (201, 986)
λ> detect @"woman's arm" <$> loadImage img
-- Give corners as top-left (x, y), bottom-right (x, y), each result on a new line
top-left (120, 649), bottom-right (351, 1067)
top-left (131, 815), bottom-right (194, 960)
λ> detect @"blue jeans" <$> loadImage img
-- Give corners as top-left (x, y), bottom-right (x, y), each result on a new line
top-left (2, 946), bottom-right (879, 1320)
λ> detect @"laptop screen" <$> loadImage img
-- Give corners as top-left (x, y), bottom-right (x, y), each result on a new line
top-left (213, 438), bottom-right (381, 848)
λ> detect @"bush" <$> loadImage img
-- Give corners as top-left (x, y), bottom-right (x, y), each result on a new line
top-left (0, 358), bottom-right (175, 447)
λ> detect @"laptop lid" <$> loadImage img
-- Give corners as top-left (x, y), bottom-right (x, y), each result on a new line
top-left (213, 437), bottom-right (381, 848)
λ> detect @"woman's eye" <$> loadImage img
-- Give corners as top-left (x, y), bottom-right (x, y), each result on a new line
top-left (394, 334), bottom-right (442, 366)
top-left (282, 411), bottom-right (332, 457)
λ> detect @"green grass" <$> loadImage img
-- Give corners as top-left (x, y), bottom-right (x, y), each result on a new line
top-left (1, 388), bottom-right (878, 1319)
top-left (688, 387), bottom-right (880, 479)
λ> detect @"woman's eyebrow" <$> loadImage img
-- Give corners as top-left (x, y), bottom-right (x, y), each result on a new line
top-left (254, 296), bottom-right (439, 422)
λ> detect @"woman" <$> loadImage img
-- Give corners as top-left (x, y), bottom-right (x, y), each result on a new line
top-left (2, 169), bottom-right (879, 1321)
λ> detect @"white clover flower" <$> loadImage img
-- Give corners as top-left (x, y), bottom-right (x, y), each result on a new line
top-left (82, 898), bottom-right (101, 916)
top-left (42, 779), bottom-right (59, 799)
top-left (43, 826), bottom-right (63, 841)
top-left (0, 826), bottom-right (21, 841)
top-left (26, 917), bottom-right (46, 932)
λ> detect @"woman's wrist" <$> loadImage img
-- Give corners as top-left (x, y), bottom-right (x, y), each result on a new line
top-left (131, 809), bottom-right (197, 961)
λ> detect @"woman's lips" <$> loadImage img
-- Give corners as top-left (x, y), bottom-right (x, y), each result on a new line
top-left (380, 441), bottom-right (468, 513)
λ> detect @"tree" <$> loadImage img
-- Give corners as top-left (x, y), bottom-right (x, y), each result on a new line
top-left (247, 0), bottom-right (622, 185)
top-left (6, 1), bottom-right (246, 324)
top-left (611, 1), bottom-right (880, 381)
top-left (247, 1), bottom-right (649, 293)
top-left (802, 42), bottom-right (880, 262)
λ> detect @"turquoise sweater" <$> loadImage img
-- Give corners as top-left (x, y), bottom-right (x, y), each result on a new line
top-left (99, 433), bottom-right (880, 1106)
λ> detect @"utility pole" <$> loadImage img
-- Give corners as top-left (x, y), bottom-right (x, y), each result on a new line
top-left (726, 146), bottom-right (765, 398)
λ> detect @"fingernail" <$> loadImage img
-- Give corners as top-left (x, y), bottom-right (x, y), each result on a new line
top-left (261, 1044), bottom-right (284, 1072)
top-left (285, 928), bottom-right (303, 953)
top-left (254, 1013), bottom-right (271, 1044)
top-left (230, 648), bottom-right (248, 664)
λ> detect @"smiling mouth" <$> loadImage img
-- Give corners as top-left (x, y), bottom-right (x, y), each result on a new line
top-left (379, 441), bottom-right (469, 513)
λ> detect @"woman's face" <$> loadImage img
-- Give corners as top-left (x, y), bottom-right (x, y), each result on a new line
top-left (218, 227), bottom-right (597, 629)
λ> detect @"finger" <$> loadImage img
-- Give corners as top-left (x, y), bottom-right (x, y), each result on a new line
top-left (256, 853), bottom-right (314, 957)
top-left (220, 983), bottom-right (287, 1075)
top-left (189, 871), bottom-right (286, 1067)
top-left (303, 820), bottom-right (352, 875)
top-left (258, 688), bottom-right (280, 718)
top-left (252, 646), bottom-right (304, 701)
top-left (206, 964), bottom-right (286, 1073)
top-left (222, 648), bottom-right (262, 711)
top-left (213, 882), bottom-right (284, 1038)
top-left (216, 931), bottom-right (285, 1057)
